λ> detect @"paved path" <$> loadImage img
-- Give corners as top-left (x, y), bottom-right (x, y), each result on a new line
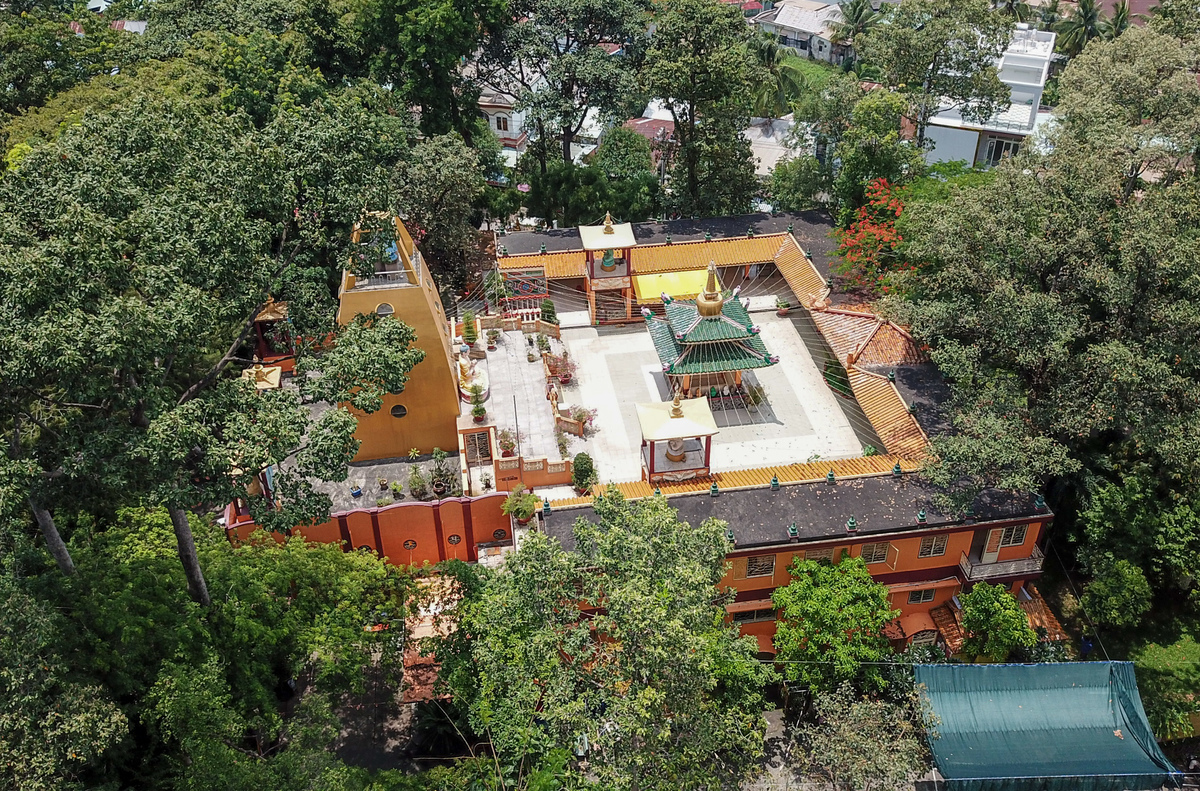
top-left (482, 330), bottom-right (559, 460)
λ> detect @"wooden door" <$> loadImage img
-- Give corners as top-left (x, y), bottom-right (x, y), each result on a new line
top-left (981, 528), bottom-right (1003, 564)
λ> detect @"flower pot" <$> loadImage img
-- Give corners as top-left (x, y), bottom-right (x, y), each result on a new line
top-left (559, 374), bottom-right (572, 384)
top-left (501, 449), bottom-right (515, 458)
top-left (517, 514), bottom-right (533, 525)
top-left (487, 344), bottom-right (496, 351)
top-left (432, 481), bottom-right (447, 496)
top-left (575, 487), bottom-right (589, 496)
top-left (527, 353), bottom-right (537, 362)
top-left (776, 308), bottom-right (789, 317)
top-left (378, 479), bottom-right (389, 490)
top-left (473, 414), bottom-right (486, 423)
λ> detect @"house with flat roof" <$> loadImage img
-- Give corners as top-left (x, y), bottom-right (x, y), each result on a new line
top-left (924, 25), bottom-right (1057, 167)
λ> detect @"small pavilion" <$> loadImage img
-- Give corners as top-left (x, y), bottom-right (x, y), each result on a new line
top-left (635, 393), bottom-right (719, 483)
top-left (642, 262), bottom-right (778, 396)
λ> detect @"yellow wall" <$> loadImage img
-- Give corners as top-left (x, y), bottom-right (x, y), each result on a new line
top-left (337, 217), bottom-right (460, 459)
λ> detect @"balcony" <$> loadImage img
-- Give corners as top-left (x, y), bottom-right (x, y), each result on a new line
top-left (959, 546), bottom-right (1044, 581)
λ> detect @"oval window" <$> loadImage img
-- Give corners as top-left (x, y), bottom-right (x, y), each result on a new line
top-left (390, 405), bottom-right (408, 418)
top-left (492, 529), bottom-right (507, 541)
top-left (403, 539), bottom-right (417, 550)
top-left (447, 534), bottom-right (462, 545)
top-left (376, 303), bottom-right (394, 317)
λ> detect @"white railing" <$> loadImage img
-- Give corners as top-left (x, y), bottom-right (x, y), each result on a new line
top-left (959, 545), bottom-right (1044, 581)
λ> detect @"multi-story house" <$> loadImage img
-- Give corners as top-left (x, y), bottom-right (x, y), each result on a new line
top-left (924, 25), bottom-right (1057, 167)
top-left (753, 0), bottom-right (847, 65)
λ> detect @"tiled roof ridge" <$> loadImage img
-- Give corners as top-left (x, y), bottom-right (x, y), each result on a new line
top-left (503, 232), bottom-right (789, 259)
top-left (546, 454), bottom-right (919, 507)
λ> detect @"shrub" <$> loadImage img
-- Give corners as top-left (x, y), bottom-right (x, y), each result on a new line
top-left (462, 309), bottom-right (478, 345)
top-left (572, 452), bottom-right (596, 491)
top-left (1082, 560), bottom-right (1152, 627)
top-left (501, 484), bottom-right (539, 521)
top-left (408, 466), bottom-right (429, 499)
top-left (959, 582), bottom-right (1036, 661)
top-left (540, 298), bottom-right (558, 325)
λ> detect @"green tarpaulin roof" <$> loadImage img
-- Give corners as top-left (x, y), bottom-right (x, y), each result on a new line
top-left (915, 662), bottom-right (1180, 791)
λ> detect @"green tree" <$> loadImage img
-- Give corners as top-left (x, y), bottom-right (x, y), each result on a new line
top-left (958, 582), bottom-right (1035, 661)
top-left (1099, 0), bottom-right (1130, 40)
top-left (0, 573), bottom-right (127, 791)
top-left (1083, 559), bottom-right (1152, 628)
top-left (527, 160), bottom-right (614, 227)
top-left (829, 0), bottom-right (882, 51)
top-left (642, 0), bottom-right (758, 216)
top-left (748, 31), bottom-right (811, 119)
top-left (593, 126), bottom-right (654, 181)
top-left (0, 8), bottom-right (120, 116)
top-left (478, 0), bottom-right (650, 165)
top-left (770, 154), bottom-right (831, 212)
top-left (857, 0), bottom-right (1013, 147)
top-left (772, 556), bottom-right (898, 691)
top-left (1132, 636), bottom-right (1200, 739)
top-left (0, 96), bottom-right (422, 600)
top-left (1055, 0), bottom-right (1105, 56)
top-left (830, 89), bottom-right (924, 223)
top-left (433, 492), bottom-right (774, 791)
top-left (792, 683), bottom-right (929, 791)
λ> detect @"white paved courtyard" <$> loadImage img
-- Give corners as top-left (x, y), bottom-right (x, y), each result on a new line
top-left (560, 311), bottom-right (863, 484)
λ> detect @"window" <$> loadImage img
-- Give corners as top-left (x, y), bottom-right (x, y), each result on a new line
top-left (492, 529), bottom-right (507, 540)
top-left (908, 589), bottom-right (936, 605)
top-left (918, 535), bottom-right (948, 558)
top-left (376, 302), bottom-right (394, 317)
top-left (732, 608), bottom-right (777, 624)
top-left (447, 534), bottom-right (462, 545)
top-left (985, 137), bottom-right (1020, 167)
top-left (390, 404), bottom-right (408, 418)
top-left (806, 547), bottom-right (833, 563)
top-left (495, 115), bottom-right (509, 131)
top-left (746, 554), bottom-right (776, 578)
top-left (1000, 524), bottom-right (1027, 547)
top-left (860, 542), bottom-right (890, 564)
top-left (403, 539), bottom-right (417, 550)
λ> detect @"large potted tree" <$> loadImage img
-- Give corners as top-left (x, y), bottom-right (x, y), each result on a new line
top-left (501, 484), bottom-right (539, 525)
top-left (572, 452), bottom-right (596, 495)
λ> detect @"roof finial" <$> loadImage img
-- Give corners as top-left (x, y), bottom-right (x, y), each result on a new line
top-left (603, 211), bottom-right (615, 234)
top-left (695, 261), bottom-right (725, 317)
top-left (670, 388), bottom-right (684, 418)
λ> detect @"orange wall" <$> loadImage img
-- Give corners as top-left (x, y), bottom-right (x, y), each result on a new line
top-left (227, 493), bottom-right (511, 567)
top-left (337, 219), bottom-right (460, 459)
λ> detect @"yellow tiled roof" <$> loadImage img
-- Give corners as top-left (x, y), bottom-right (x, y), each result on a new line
top-left (499, 250), bottom-right (587, 279)
top-left (629, 235), bottom-right (787, 274)
top-left (772, 235), bottom-right (828, 307)
top-left (847, 367), bottom-right (929, 459)
top-left (546, 454), bottom-right (919, 507)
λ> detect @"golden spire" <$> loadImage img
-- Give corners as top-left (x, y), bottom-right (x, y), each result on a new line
top-left (670, 390), bottom-right (684, 418)
top-left (694, 261), bottom-right (725, 318)
top-left (602, 211), bottom-right (615, 234)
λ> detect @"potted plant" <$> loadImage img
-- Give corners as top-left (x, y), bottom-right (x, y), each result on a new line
top-left (540, 298), bottom-right (558, 326)
top-left (389, 480), bottom-right (405, 500)
top-left (378, 476), bottom-right (389, 491)
top-left (462, 309), bottom-right (478, 347)
top-left (556, 353), bottom-right (576, 385)
top-left (497, 428), bottom-right (517, 457)
top-left (536, 334), bottom-right (551, 354)
top-left (431, 447), bottom-right (452, 496)
top-left (501, 484), bottom-right (539, 525)
top-left (745, 384), bottom-right (765, 412)
top-left (555, 427), bottom-right (570, 458)
top-left (572, 452), bottom-right (596, 495)
top-left (776, 299), bottom-right (790, 317)
top-left (487, 329), bottom-right (500, 351)
top-left (469, 384), bottom-right (486, 423)
top-left (481, 472), bottom-right (493, 491)
top-left (472, 403), bottom-right (487, 423)
top-left (408, 448), bottom-right (421, 461)
top-left (408, 465), bottom-right (429, 500)
top-left (376, 496), bottom-right (393, 508)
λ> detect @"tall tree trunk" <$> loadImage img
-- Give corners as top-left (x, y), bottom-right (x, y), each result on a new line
top-left (168, 504), bottom-right (211, 607)
top-left (561, 126), bottom-right (574, 167)
top-left (29, 497), bottom-right (75, 575)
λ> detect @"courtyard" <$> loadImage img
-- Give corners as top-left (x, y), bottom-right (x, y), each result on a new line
top-left (551, 309), bottom-right (864, 484)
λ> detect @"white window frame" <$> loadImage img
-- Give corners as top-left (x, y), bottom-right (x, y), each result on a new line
top-left (746, 554), bottom-right (776, 578)
top-left (495, 115), bottom-right (510, 132)
top-left (1000, 524), bottom-right (1027, 547)
top-left (860, 542), bottom-right (890, 564)
top-left (985, 137), bottom-right (1020, 166)
top-left (908, 589), bottom-right (936, 605)
top-left (918, 534), bottom-right (948, 558)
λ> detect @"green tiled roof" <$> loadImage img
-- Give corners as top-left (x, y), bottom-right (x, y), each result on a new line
top-left (646, 315), bottom-right (777, 375)
top-left (663, 293), bottom-right (759, 343)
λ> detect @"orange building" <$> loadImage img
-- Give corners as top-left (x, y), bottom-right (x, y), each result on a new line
top-left (337, 215), bottom-right (460, 459)
top-left (541, 472), bottom-right (1051, 656)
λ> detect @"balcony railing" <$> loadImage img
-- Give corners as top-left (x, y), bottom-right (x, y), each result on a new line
top-left (959, 545), bottom-right (1044, 581)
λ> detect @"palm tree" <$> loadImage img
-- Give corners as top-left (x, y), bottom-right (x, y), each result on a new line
top-left (995, 0), bottom-right (1033, 23)
top-left (1056, 0), bottom-right (1106, 56)
top-left (1037, 0), bottom-right (1062, 31)
top-left (748, 33), bottom-right (812, 120)
top-left (1099, 0), bottom-right (1130, 39)
top-left (830, 0), bottom-right (881, 48)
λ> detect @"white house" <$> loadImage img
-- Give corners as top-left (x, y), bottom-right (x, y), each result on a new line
top-left (478, 88), bottom-right (530, 168)
top-left (924, 25), bottom-right (1057, 167)
top-left (753, 0), bottom-right (846, 65)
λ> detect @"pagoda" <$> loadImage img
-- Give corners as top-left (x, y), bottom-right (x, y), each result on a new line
top-left (642, 262), bottom-right (778, 395)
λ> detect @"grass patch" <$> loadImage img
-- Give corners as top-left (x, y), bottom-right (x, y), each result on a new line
top-left (790, 58), bottom-right (840, 91)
